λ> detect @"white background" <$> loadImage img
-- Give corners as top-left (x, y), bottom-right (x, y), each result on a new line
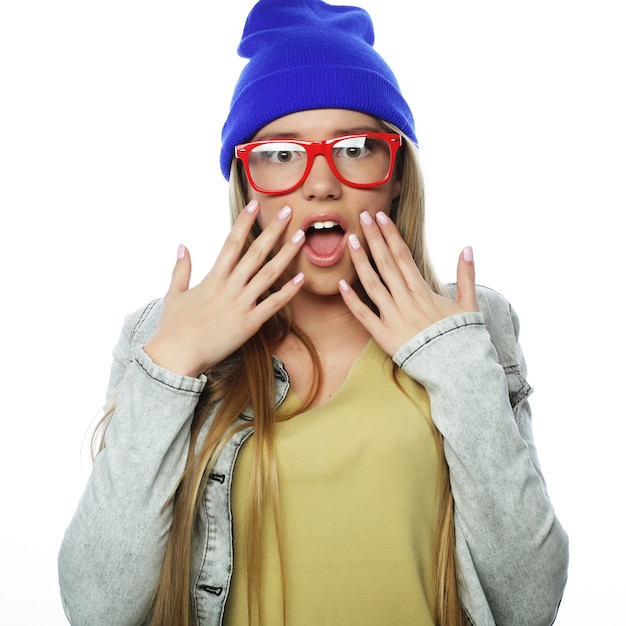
top-left (1, 1), bottom-right (624, 624)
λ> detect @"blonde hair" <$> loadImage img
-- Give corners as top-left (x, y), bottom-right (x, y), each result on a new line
top-left (97, 123), bottom-right (467, 626)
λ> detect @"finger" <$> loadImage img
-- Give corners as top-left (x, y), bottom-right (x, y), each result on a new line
top-left (230, 204), bottom-right (294, 286)
top-left (251, 271), bottom-right (306, 327)
top-left (359, 212), bottom-right (422, 301)
top-left (246, 227), bottom-right (306, 295)
top-left (338, 278), bottom-right (384, 335)
top-left (455, 246), bottom-right (479, 311)
top-left (211, 199), bottom-right (261, 277)
top-left (346, 231), bottom-right (395, 312)
top-left (358, 211), bottom-right (400, 281)
top-left (372, 211), bottom-right (429, 293)
top-left (166, 244), bottom-right (192, 297)
top-left (242, 204), bottom-right (293, 267)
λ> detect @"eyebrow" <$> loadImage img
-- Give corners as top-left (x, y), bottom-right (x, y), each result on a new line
top-left (253, 126), bottom-right (384, 142)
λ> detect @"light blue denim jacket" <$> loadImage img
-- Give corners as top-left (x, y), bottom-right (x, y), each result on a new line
top-left (58, 285), bottom-right (568, 626)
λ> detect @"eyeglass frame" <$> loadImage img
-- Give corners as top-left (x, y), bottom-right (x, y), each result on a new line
top-left (234, 132), bottom-right (402, 195)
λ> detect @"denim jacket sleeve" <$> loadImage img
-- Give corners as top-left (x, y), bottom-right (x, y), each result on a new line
top-left (58, 300), bottom-right (206, 626)
top-left (393, 285), bottom-right (568, 626)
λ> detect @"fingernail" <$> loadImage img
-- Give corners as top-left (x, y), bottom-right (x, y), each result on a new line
top-left (339, 279), bottom-right (350, 292)
top-left (375, 211), bottom-right (390, 225)
top-left (348, 234), bottom-right (361, 250)
top-left (360, 211), bottom-right (373, 226)
top-left (245, 199), bottom-right (259, 214)
top-left (463, 246), bottom-right (474, 262)
top-left (293, 272), bottom-right (304, 285)
top-left (177, 244), bottom-right (185, 260)
top-left (277, 205), bottom-right (292, 221)
top-left (291, 229), bottom-right (305, 244)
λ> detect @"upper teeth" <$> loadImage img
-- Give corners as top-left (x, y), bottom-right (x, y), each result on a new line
top-left (311, 221), bottom-right (339, 230)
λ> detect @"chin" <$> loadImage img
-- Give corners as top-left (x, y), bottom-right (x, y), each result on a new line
top-left (303, 271), bottom-right (355, 297)
top-left (303, 284), bottom-right (342, 297)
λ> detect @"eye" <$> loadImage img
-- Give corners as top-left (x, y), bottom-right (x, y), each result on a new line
top-left (251, 142), bottom-right (306, 165)
top-left (345, 146), bottom-right (363, 158)
top-left (275, 150), bottom-right (295, 163)
top-left (333, 136), bottom-right (369, 160)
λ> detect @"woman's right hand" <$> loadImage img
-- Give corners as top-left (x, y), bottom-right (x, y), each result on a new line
top-left (143, 200), bottom-right (306, 377)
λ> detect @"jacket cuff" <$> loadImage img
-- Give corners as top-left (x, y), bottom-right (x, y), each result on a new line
top-left (135, 346), bottom-right (207, 394)
top-left (392, 312), bottom-right (486, 369)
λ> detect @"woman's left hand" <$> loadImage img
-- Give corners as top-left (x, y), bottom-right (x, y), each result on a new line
top-left (339, 210), bottom-right (479, 357)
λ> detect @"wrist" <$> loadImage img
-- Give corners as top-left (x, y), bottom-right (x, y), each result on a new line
top-left (143, 337), bottom-right (207, 378)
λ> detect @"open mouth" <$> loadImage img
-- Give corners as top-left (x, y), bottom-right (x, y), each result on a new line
top-left (305, 220), bottom-right (346, 256)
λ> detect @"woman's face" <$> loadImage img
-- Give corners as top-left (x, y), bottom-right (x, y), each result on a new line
top-left (246, 108), bottom-right (402, 296)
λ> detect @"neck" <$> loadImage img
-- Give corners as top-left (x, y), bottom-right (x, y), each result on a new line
top-left (285, 289), bottom-right (371, 355)
top-left (273, 287), bottom-right (373, 406)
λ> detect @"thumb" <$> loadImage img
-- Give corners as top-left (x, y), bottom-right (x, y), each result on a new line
top-left (456, 246), bottom-right (479, 312)
top-left (167, 243), bottom-right (192, 296)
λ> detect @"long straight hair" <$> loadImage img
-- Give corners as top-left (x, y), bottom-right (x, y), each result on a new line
top-left (96, 123), bottom-right (467, 626)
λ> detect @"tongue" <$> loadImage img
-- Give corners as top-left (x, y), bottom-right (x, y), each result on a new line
top-left (307, 230), bottom-right (343, 256)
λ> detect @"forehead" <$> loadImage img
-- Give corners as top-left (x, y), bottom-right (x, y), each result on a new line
top-left (252, 109), bottom-right (385, 141)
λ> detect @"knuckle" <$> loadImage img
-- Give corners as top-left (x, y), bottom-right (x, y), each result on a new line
top-left (255, 261), bottom-right (281, 286)
top-left (245, 239), bottom-right (271, 266)
top-left (352, 304), bottom-right (370, 323)
top-left (222, 230), bottom-right (245, 255)
top-left (375, 251), bottom-right (395, 272)
top-left (394, 245), bottom-right (414, 265)
top-left (361, 273), bottom-right (382, 293)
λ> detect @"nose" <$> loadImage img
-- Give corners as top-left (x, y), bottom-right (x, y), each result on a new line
top-left (300, 153), bottom-right (342, 200)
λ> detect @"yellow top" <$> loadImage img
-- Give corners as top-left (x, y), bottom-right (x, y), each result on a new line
top-left (224, 340), bottom-right (441, 626)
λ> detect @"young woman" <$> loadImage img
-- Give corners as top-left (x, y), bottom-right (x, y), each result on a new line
top-left (58, 1), bottom-right (569, 625)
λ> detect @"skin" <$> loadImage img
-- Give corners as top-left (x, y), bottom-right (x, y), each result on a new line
top-left (144, 109), bottom-right (478, 403)
top-left (249, 109), bottom-right (402, 295)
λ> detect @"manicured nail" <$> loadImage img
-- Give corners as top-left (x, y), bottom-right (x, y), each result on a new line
top-left (348, 234), bottom-right (361, 250)
top-left (177, 244), bottom-right (185, 259)
top-left (339, 279), bottom-right (350, 292)
top-left (291, 229), bottom-right (305, 244)
top-left (375, 211), bottom-right (390, 225)
top-left (277, 205), bottom-right (292, 221)
top-left (245, 199), bottom-right (259, 214)
top-left (463, 246), bottom-right (474, 263)
top-left (360, 211), bottom-right (374, 226)
top-left (293, 272), bottom-right (305, 285)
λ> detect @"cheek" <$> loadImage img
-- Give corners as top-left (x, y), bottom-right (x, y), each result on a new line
top-left (246, 185), bottom-right (273, 230)
top-left (368, 183), bottom-right (400, 217)
top-left (253, 193), bottom-right (298, 236)
top-left (256, 205), bottom-right (284, 232)
top-left (256, 211), bottom-right (272, 230)
top-left (250, 194), bottom-right (278, 231)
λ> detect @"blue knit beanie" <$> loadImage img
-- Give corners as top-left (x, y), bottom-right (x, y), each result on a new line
top-left (220, 0), bottom-right (417, 180)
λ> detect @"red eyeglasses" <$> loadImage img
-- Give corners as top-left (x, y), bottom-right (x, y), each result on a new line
top-left (235, 132), bottom-right (402, 195)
